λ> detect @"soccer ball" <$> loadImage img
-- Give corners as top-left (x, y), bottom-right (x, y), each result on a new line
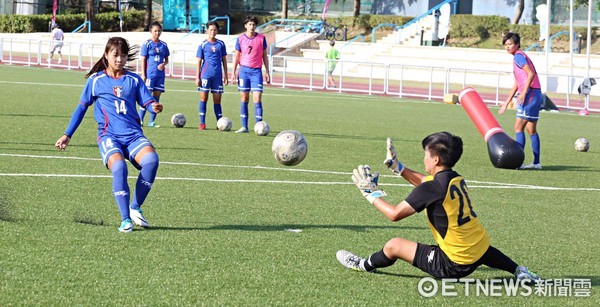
top-left (254, 121), bottom-right (270, 136)
top-left (272, 130), bottom-right (308, 166)
top-left (575, 138), bottom-right (590, 152)
top-left (217, 117), bottom-right (233, 131)
top-left (171, 113), bottom-right (186, 128)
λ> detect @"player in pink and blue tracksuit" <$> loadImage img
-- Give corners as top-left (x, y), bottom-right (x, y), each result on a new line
top-left (498, 32), bottom-right (542, 170)
top-left (55, 37), bottom-right (163, 233)
top-left (232, 15), bottom-right (270, 133)
top-left (196, 21), bottom-right (228, 130)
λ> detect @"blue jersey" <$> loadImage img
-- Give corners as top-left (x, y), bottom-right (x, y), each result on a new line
top-left (79, 71), bottom-right (155, 137)
top-left (141, 39), bottom-right (170, 78)
top-left (197, 39), bottom-right (227, 79)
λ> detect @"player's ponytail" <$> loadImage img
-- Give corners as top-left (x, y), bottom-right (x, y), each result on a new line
top-left (85, 37), bottom-right (139, 78)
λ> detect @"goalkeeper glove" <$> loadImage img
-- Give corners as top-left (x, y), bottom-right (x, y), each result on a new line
top-left (352, 165), bottom-right (387, 204)
top-left (383, 137), bottom-right (404, 175)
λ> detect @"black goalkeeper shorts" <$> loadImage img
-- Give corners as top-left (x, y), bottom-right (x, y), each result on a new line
top-left (412, 243), bottom-right (481, 279)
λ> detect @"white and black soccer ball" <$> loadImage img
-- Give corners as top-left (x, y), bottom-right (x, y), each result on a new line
top-left (272, 130), bottom-right (308, 166)
top-left (171, 113), bottom-right (186, 128)
top-left (217, 117), bottom-right (233, 131)
top-left (254, 121), bottom-right (270, 136)
top-left (575, 138), bottom-right (590, 152)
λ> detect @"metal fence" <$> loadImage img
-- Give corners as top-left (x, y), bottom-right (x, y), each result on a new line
top-left (2, 36), bottom-right (598, 113)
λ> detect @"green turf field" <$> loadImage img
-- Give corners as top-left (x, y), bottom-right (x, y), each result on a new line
top-left (0, 65), bottom-right (598, 305)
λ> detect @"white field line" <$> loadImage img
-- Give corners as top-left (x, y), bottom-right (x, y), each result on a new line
top-left (1, 153), bottom-right (599, 191)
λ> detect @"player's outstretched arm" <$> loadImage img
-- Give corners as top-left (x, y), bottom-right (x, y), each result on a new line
top-left (383, 137), bottom-right (404, 175)
top-left (55, 135), bottom-right (70, 151)
top-left (383, 137), bottom-right (425, 186)
top-left (151, 102), bottom-right (163, 113)
top-left (352, 165), bottom-right (387, 204)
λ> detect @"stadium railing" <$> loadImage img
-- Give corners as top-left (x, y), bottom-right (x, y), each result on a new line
top-left (1, 36), bottom-right (598, 113)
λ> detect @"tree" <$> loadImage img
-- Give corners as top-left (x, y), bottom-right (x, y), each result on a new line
top-left (145, 0), bottom-right (152, 31)
top-left (86, 0), bottom-right (96, 31)
top-left (513, 0), bottom-right (524, 24)
top-left (574, 0), bottom-right (600, 9)
top-left (353, 0), bottom-right (361, 18)
top-left (282, 0), bottom-right (288, 19)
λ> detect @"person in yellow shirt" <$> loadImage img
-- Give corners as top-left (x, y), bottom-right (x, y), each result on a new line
top-left (337, 132), bottom-right (540, 280)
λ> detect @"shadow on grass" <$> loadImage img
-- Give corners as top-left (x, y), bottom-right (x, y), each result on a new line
top-left (0, 113), bottom-right (71, 119)
top-left (300, 132), bottom-right (422, 143)
top-left (534, 165), bottom-right (596, 172)
top-left (373, 270), bottom-right (424, 279)
top-left (0, 196), bottom-right (15, 222)
top-left (147, 223), bottom-right (425, 232)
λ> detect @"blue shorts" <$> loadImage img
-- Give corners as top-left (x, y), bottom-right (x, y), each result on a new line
top-left (198, 76), bottom-right (224, 93)
top-left (145, 76), bottom-right (165, 92)
top-left (238, 66), bottom-right (263, 93)
top-left (97, 133), bottom-right (154, 170)
top-left (516, 89), bottom-right (542, 122)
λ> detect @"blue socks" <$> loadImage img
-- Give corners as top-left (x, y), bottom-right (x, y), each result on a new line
top-left (214, 103), bottom-right (222, 121)
top-left (516, 132), bottom-right (541, 164)
top-left (530, 133), bottom-right (541, 164)
top-left (240, 102), bottom-right (249, 128)
top-left (130, 152), bottom-right (159, 210)
top-left (200, 102), bottom-right (223, 124)
top-left (138, 108), bottom-right (147, 123)
top-left (110, 159), bottom-right (130, 220)
top-left (240, 102), bottom-right (264, 127)
top-left (199, 101), bottom-right (207, 125)
top-left (516, 132), bottom-right (525, 149)
top-left (254, 102), bottom-right (263, 122)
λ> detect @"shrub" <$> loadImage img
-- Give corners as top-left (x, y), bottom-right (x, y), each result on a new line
top-left (0, 11), bottom-right (146, 33)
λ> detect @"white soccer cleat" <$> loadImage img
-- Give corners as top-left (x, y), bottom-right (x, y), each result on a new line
top-left (235, 127), bottom-right (249, 133)
top-left (130, 207), bottom-right (150, 228)
top-left (521, 163), bottom-right (542, 170)
top-left (336, 250), bottom-right (369, 272)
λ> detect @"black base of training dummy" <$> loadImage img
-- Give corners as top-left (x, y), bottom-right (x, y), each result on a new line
top-left (486, 132), bottom-right (525, 169)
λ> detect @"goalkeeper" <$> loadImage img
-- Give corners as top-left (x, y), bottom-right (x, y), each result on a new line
top-left (336, 132), bottom-right (540, 280)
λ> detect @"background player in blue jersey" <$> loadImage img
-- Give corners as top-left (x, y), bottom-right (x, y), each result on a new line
top-left (55, 37), bottom-right (163, 233)
top-left (336, 133), bottom-right (540, 281)
top-left (232, 15), bottom-right (270, 133)
top-left (196, 21), bottom-right (228, 130)
top-left (139, 21), bottom-right (170, 128)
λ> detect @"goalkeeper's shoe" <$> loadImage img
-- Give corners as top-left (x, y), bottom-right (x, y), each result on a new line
top-left (130, 207), bottom-right (150, 228)
top-left (235, 127), bottom-right (249, 133)
top-left (336, 250), bottom-right (370, 272)
top-left (515, 266), bottom-right (541, 281)
top-left (118, 218), bottom-right (134, 233)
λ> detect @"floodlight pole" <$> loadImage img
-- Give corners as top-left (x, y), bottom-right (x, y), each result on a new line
top-left (584, 0), bottom-right (593, 113)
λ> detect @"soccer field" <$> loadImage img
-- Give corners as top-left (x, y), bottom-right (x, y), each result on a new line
top-left (0, 65), bottom-right (598, 305)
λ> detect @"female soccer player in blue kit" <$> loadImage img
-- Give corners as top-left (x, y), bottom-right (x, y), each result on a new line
top-left (196, 21), bottom-right (228, 130)
top-left (139, 21), bottom-right (170, 128)
top-left (55, 37), bottom-right (163, 233)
